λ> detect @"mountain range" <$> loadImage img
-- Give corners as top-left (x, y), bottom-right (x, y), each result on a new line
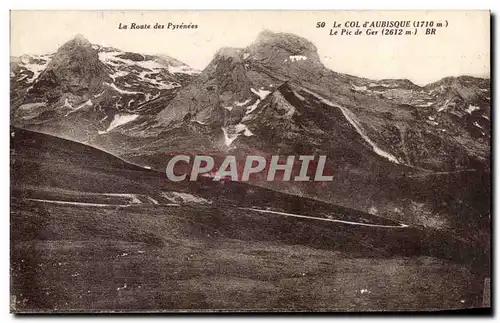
top-left (10, 30), bottom-right (491, 239)
top-left (11, 34), bottom-right (199, 142)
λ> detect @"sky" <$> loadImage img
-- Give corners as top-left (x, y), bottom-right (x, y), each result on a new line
top-left (10, 10), bottom-right (490, 85)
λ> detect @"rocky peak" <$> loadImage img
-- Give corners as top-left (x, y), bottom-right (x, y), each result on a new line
top-left (214, 47), bottom-right (243, 60)
top-left (247, 30), bottom-right (321, 65)
top-left (65, 34), bottom-right (92, 47)
top-left (48, 34), bottom-right (103, 72)
top-left (26, 34), bottom-right (109, 102)
top-left (254, 30), bottom-right (317, 52)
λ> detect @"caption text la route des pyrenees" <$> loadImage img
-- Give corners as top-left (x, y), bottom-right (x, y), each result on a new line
top-left (118, 22), bottom-right (199, 30)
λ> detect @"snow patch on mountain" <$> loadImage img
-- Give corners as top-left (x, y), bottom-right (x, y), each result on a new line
top-left (144, 92), bottom-right (161, 101)
top-left (65, 99), bottom-right (93, 116)
top-left (168, 65), bottom-right (199, 75)
top-left (94, 90), bottom-right (105, 98)
top-left (137, 71), bottom-right (179, 90)
top-left (15, 55), bottom-right (51, 83)
top-left (25, 62), bottom-right (49, 82)
top-left (234, 123), bottom-right (254, 136)
top-left (251, 88), bottom-right (271, 100)
top-left (466, 104), bottom-right (480, 114)
top-left (135, 60), bottom-right (165, 70)
top-left (98, 51), bottom-right (123, 65)
top-left (17, 75), bottom-right (28, 82)
top-left (245, 99), bottom-right (260, 115)
top-left (292, 90), bottom-right (306, 101)
top-left (18, 102), bottom-right (46, 111)
top-left (243, 89), bottom-right (269, 115)
top-left (99, 50), bottom-right (197, 78)
top-left (222, 127), bottom-right (239, 147)
top-left (104, 82), bottom-right (142, 95)
top-left (369, 82), bottom-right (389, 87)
top-left (221, 123), bottom-right (254, 147)
top-left (99, 113), bottom-right (139, 133)
top-left (351, 84), bottom-right (367, 91)
top-left (437, 99), bottom-right (452, 112)
top-left (415, 101), bottom-right (433, 107)
top-left (289, 55), bottom-right (307, 62)
top-left (302, 88), bottom-right (401, 164)
top-left (109, 70), bottom-right (129, 81)
top-left (61, 98), bottom-right (72, 109)
top-left (339, 106), bottom-right (401, 164)
top-left (235, 98), bottom-right (251, 107)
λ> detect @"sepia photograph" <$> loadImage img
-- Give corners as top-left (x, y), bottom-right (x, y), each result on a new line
top-left (9, 10), bottom-right (491, 312)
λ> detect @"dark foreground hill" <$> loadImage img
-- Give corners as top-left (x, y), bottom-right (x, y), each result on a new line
top-left (10, 128), bottom-right (490, 312)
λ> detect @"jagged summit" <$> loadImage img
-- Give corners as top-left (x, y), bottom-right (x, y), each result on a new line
top-left (248, 30), bottom-right (321, 65)
top-left (24, 33), bottom-right (109, 103)
top-left (46, 34), bottom-right (104, 75)
top-left (253, 30), bottom-right (317, 52)
top-left (205, 30), bottom-right (321, 68)
top-left (214, 30), bottom-right (322, 75)
top-left (151, 31), bottom-right (334, 127)
top-left (57, 34), bottom-right (93, 53)
top-left (72, 33), bottom-right (91, 43)
top-left (215, 47), bottom-right (243, 59)
top-left (12, 32), bottom-right (199, 127)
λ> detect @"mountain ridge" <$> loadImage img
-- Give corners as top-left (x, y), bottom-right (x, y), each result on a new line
top-left (11, 34), bottom-right (200, 142)
top-left (10, 32), bottom-right (491, 233)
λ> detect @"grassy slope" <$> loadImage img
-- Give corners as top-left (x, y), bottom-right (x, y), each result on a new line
top-left (10, 127), bottom-right (489, 312)
top-left (11, 201), bottom-right (485, 312)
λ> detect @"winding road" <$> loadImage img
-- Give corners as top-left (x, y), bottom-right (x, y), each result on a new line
top-left (239, 207), bottom-right (409, 228)
top-left (24, 197), bottom-right (408, 229)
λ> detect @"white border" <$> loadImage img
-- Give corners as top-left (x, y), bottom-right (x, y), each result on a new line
top-left (2, 1), bottom-right (498, 10)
